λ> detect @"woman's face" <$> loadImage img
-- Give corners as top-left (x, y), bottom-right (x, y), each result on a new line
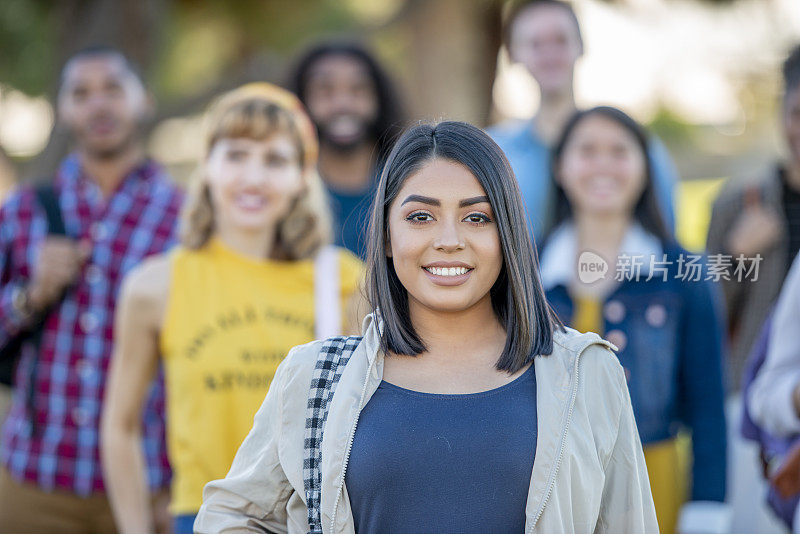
top-left (205, 133), bottom-right (304, 234)
top-left (387, 158), bottom-right (503, 315)
top-left (557, 114), bottom-right (647, 218)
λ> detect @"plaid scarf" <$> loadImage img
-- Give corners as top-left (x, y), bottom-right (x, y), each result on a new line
top-left (303, 335), bottom-right (363, 533)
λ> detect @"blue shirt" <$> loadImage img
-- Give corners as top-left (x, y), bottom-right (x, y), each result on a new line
top-left (345, 363), bottom-right (537, 534)
top-left (488, 120), bottom-right (678, 242)
top-left (327, 184), bottom-right (374, 259)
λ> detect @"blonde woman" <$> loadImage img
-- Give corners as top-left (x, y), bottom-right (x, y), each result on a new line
top-left (100, 84), bottom-right (365, 534)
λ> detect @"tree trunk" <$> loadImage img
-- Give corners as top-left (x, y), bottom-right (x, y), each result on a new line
top-left (401, 0), bottom-right (503, 127)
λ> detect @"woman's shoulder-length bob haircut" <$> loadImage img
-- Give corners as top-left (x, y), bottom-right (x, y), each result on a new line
top-left (365, 121), bottom-right (563, 373)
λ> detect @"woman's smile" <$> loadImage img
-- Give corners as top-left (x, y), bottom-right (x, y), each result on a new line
top-left (233, 192), bottom-right (268, 212)
top-left (421, 261), bottom-right (474, 285)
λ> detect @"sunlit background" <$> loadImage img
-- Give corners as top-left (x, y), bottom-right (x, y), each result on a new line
top-left (2, 0), bottom-right (799, 247)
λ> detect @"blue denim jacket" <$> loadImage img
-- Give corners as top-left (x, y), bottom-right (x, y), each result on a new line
top-left (542, 227), bottom-right (727, 502)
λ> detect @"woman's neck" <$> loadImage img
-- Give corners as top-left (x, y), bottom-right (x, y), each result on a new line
top-left (571, 212), bottom-right (632, 298)
top-left (407, 295), bottom-right (506, 367)
top-left (574, 211), bottom-right (630, 254)
top-left (215, 224), bottom-right (276, 261)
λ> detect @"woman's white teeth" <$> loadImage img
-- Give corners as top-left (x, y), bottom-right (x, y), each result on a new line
top-left (236, 194), bottom-right (265, 208)
top-left (425, 266), bottom-right (469, 276)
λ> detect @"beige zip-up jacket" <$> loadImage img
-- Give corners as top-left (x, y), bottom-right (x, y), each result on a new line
top-left (195, 314), bottom-right (658, 533)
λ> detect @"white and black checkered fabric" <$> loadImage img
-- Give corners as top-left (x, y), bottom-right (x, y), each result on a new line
top-left (303, 335), bottom-right (363, 534)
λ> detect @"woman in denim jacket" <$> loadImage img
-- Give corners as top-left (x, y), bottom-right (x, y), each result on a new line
top-left (540, 106), bottom-right (727, 533)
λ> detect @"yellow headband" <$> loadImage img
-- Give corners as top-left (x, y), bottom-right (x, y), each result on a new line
top-left (208, 82), bottom-right (318, 168)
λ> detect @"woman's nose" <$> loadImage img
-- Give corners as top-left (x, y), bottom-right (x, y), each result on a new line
top-left (241, 161), bottom-right (269, 185)
top-left (433, 220), bottom-right (465, 251)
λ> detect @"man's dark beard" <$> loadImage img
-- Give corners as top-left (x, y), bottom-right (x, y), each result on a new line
top-left (316, 119), bottom-right (378, 153)
top-left (88, 142), bottom-right (133, 161)
top-left (82, 121), bottom-right (143, 161)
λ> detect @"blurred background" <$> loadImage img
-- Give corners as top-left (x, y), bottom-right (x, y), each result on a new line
top-left (1, 0), bottom-right (799, 248)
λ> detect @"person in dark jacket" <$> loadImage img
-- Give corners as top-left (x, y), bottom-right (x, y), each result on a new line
top-left (707, 45), bottom-right (800, 391)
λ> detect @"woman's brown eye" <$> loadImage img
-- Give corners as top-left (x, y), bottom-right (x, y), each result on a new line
top-left (465, 213), bottom-right (491, 224)
top-left (405, 212), bottom-right (433, 224)
top-left (267, 155), bottom-right (289, 168)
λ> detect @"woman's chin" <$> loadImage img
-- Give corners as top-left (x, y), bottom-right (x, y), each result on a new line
top-left (583, 203), bottom-right (629, 218)
top-left (227, 214), bottom-right (274, 233)
top-left (412, 295), bottom-right (482, 315)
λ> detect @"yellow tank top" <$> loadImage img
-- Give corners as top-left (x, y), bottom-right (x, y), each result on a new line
top-left (160, 238), bottom-right (364, 514)
top-left (571, 295), bottom-right (603, 336)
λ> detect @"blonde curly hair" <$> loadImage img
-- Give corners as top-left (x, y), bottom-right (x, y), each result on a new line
top-left (180, 83), bottom-right (332, 260)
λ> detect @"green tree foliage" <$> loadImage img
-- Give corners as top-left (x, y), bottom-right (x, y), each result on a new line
top-left (0, 0), bottom-right (54, 95)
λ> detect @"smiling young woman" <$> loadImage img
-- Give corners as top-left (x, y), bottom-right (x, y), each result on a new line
top-left (195, 121), bottom-right (657, 533)
top-left (99, 84), bottom-right (366, 534)
top-left (541, 107), bottom-right (727, 533)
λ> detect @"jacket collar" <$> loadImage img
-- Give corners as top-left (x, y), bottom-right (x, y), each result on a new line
top-left (539, 221), bottom-right (663, 290)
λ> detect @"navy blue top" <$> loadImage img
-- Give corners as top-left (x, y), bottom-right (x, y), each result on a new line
top-left (326, 182), bottom-right (376, 259)
top-left (345, 363), bottom-right (537, 534)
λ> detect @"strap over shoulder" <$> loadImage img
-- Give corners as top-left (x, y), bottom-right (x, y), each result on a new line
top-left (303, 335), bottom-right (363, 534)
top-left (313, 245), bottom-right (341, 340)
top-left (34, 183), bottom-right (66, 236)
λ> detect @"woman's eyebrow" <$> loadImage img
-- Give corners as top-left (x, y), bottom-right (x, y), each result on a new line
top-left (459, 196), bottom-right (490, 207)
top-left (401, 194), bottom-right (440, 206)
top-left (400, 195), bottom-right (490, 207)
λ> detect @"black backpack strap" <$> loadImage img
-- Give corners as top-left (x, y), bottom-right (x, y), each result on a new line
top-left (25, 183), bottom-right (67, 434)
top-left (0, 183), bottom-right (64, 364)
top-left (303, 335), bottom-right (363, 534)
top-left (34, 183), bottom-right (66, 236)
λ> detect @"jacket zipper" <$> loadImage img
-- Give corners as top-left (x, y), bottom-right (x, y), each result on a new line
top-left (527, 343), bottom-right (593, 532)
top-left (329, 356), bottom-right (376, 534)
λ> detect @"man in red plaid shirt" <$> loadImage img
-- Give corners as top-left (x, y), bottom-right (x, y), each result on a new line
top-left (0, 46), bottom-right (182, 532)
